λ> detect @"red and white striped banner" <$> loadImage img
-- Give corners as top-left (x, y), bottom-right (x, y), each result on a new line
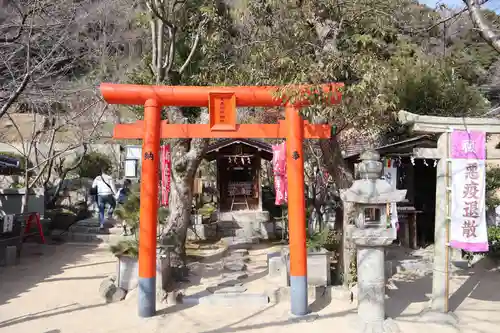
top-left (160, 145), bottom-right (171, 207)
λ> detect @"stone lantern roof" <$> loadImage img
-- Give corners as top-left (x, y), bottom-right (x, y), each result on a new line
top-left (340, 149), bottom-right (406, 204)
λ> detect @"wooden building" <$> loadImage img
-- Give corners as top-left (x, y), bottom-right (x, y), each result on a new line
top-left (344, 135), bottom-right (438, 249)
top-left (203, 139), bottom-right (273, 212)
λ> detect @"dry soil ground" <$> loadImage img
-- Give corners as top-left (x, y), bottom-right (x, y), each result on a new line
top-left (1, 243), bottom-right (499, 333)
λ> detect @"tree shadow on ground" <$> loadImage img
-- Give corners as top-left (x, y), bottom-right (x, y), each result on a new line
top-left (308, 286), bottom-right (333, 313)
top-left (196, 308), bottom-right (356, 333)
top-left (0, 242), bottom-right (101, 306)
top-left (449, 259), bottom-right (500, 311)
top-left (0, 302), bottom-right (107, 329)
top-left (385, 273), bottom-right (433, 318)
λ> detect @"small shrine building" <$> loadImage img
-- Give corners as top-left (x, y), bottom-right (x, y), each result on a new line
top-left (203, 138), bottom-right (273, 213)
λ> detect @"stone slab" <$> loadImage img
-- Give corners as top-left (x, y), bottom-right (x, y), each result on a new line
top-left (182, 293), bottom-right (269, 306)
top-left (213, 286), bottom-right (247, 294)
top-left (220, 272), bottom-right (248, 281)
top-left (268, 256), bottom-right (286, 279)
top-left (277, 248), bottom-right (332, 286)
top-left (223, 261), bottom-right (247, 272)
top-left (267, 285), bottom-right (351, 304)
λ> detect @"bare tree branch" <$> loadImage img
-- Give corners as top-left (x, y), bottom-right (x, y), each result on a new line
top-left (419, 0), bottom-right (490, 32)
top-left (178, 20), bottom-right (206, 74)
top-left (465, 0), bottom-right (500, 54)
top-left (2, 4), bottom-right (29, 43)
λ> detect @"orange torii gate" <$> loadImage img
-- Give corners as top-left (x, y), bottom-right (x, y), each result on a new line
top-left (100, 83), bottom-right (343, 318)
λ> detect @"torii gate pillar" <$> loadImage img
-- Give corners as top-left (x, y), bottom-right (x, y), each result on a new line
top-left (101, 83), bottom-right (342, 318)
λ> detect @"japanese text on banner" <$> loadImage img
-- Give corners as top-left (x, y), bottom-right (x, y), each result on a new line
top-left (450, 130), bottom-right (489, 252)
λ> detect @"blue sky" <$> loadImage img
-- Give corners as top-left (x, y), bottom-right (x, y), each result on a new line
top-left (418, 0), bottom-right (500, 12)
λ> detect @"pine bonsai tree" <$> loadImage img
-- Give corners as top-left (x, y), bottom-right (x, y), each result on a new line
top-left (111, 183), bottom-right (170, 258)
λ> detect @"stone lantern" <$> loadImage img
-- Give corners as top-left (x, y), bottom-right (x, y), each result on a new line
top-left (340, 150), bottom-right (407, 333)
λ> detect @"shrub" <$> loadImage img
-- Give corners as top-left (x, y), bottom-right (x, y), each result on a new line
top-left (487, 225), bottom-right (500, 258)
top-left (110, 239), bottom-right (139, 258)
top-left (306, 228), bottom-right (342, 252)
top-left (112, 183), bottom-right (169, 258)
top-left (75, 151), bottom-right (113, 179)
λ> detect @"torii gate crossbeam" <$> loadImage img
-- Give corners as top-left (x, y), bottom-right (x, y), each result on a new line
top-left (100, 83), bottom-right (343, 318)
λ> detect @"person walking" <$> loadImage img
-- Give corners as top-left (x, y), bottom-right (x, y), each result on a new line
top-left (115, 179), bottom-right (132, 205)
top-left (91, 167), bottom-right (117, 230)
top-left (115, 179), bottom-right (132, 235)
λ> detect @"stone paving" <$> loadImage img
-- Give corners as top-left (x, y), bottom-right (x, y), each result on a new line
top-left (0, 243), bottom-right (499, 333)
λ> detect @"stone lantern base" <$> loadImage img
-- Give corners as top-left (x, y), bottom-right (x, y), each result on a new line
top-left (355, 317), bottom-right (400, 333)
top-left (417, 309), bottom-right (459, 325)
top-left (351, 229), bottom-right (400, 333)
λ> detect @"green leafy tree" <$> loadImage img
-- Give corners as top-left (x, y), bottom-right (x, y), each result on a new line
top-left (127, 0), bottom-right (235, 271)
top-left (75, 151), bottom-right (113, 179)
top-left (217, 0), bottom-right (489, 283)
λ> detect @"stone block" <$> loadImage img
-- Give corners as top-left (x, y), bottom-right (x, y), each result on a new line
top-left (278, 247), bottom-right (332, 286)
top-left (99, 277), bottom-right (126, 303)
top-left (213, 286), bottom-right (247, 294)
top-left (268, 256), bottom-right (285, 279)
top-left (307, 249), bottom-right (332, 286)
top-left (271, 285), bottom-right (328, 303)
top-left (267, 251), bottom-right (281, 266)
top-left (219, 272), bottom-right (248, 284)
top-left (231, 249), bottom-right (249, 257)
top-left (384, 261), bottom-right (395, 284)
top-left (223, 261), bottom-right (246, 272)
top-left (4, 245), bottom-right (17, 266)
top-left (184, 293), bottom-right (269, 306)
top-left (328, 285), bottom-right (352, 301)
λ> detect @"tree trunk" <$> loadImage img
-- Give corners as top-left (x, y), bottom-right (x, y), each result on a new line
top-left (319, 135), bottom-right (355, 286)
top-left (163, 168), bottom-right (193, 284)
top-left (159, 109), bottom-right (208, 289)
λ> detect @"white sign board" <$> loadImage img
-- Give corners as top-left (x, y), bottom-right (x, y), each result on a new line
top-left (124, 159), bottom-right (138, 178)
top-left (126, 146), bottom-right (142, 159)
top-left (2, 214), bottom-right (14, 233)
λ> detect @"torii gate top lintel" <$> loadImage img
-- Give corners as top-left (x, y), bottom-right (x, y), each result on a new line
top-left (103, 83), bottom-right (343, 139)
top-left (100, 82), bottom-right (343, 108)
top-left (398, 110), bottom-right (500, 133)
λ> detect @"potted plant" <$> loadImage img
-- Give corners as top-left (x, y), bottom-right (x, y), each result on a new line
top-left (111, 185), bottom-right (169, 291)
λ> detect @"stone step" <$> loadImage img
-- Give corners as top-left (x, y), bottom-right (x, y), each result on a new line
top-left (182, 292), bottom-right (269, 306)
top-left (68, 224), bottom-right (123, 234)
top-left (222, 237), bottom-right (259, 250)
top-left (51, 229), bottom-right (133, 244)
top-left (73, 217), bottom-right (102, 227)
